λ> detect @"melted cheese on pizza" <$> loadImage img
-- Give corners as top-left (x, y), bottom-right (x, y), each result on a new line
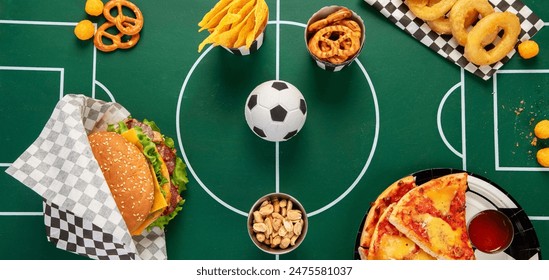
top-left (388, 173), bottom-right (475, 260)
top-left (360, 176), bottom-right (416, 249)
top-left (368, 204), bottom-right (435, 260)
top-left (420, 214), bottom-right (463, 253)
top-left (376, 235), bottom-right (434, 260)
top-left (423, 182), bottom-right (457, 215)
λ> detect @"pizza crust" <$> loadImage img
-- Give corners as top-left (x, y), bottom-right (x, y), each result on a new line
top-left (368, 204), bottom-right (435, 260)
top-left (359, 176), bottom-right (416, 250)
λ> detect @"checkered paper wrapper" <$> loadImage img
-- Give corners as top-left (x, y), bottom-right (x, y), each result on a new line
top-left (364, 0), bottom-right (544, 80)
top-left (5, 94), bottom-right (168, 260)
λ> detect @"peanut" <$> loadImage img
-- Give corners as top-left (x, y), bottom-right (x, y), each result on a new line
top-left (251, 196), bottom-right (305, 250)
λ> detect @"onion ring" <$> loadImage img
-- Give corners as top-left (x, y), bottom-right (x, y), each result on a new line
top-left (426, 0), bottom-right (477, 35)
top-left (449, 0), bottom-right (494, 46)
top-left (406, 0), bottom-right (457, 21)
top-left (464, 12), bottom-right (521, 66)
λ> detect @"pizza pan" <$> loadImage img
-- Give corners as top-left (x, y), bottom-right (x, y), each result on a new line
top-left (354, 168), bottom-right (542, 260)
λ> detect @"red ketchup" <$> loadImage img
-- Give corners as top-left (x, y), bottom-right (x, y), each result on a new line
top-left (468, 209), bottom-right (514, 253)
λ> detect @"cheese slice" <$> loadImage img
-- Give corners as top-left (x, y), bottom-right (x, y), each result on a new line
top-left (149, 165), bottom-right (169, 212)
top-left (121, 128), bottom-right (168, 213)
top-left (121, 128), bottom-right (143, 149)
top-left (420, 213), bottom-right (463, 253)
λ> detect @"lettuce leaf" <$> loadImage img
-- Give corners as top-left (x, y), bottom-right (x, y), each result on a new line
top-left (143, 119), bottom-right (160, 132)
top-left (148, 157), bottom-right (188, 230)
top-left (134, 127), bottom-right (169, 187)
top-left (109, 122), bottom-right (169, 191)
top-left (164, 136), bottom-right (175, 149)
top-left (172, 157), bottom-right (188, 191)
top-left (148, 199), bottom-right (185, 230)
top-left (109, 118), bottom-right (189, 232)
top-left (107, 121), bottom-right (129, 134)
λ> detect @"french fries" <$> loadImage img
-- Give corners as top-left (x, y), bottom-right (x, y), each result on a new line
top-left (198, 0), bottom-right (269, 52)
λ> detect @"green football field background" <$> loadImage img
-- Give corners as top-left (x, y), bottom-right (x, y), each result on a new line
top-left (0, 0), bottom-right (548, 260)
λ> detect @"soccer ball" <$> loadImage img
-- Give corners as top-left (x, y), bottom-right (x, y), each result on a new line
top-left (244, 80), bottom-right (307, 142)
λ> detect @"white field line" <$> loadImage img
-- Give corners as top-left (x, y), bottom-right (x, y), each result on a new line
top-left (492, 71), bottom-right (549, 171)
top-left (0, 19), bottom-right (99, 99)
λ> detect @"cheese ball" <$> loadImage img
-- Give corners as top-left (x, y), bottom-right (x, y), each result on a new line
top-left (74, 20), bottom-right (95, 40)
top-left (534, 120), bottom-right (549, 139)
top-left (537, 148), bottom-right (549, 167)
top-left (85, 0), bottom-right (104, 16)
top-left (518, 40), bottom-right (539, 60)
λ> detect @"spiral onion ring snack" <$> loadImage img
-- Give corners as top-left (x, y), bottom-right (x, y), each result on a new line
top-left (406, 0), bottom-right (457, 21)
top-left (449, 0), bottom-right (494, 46)
top-left (464, 12), bottom-right (521, 66)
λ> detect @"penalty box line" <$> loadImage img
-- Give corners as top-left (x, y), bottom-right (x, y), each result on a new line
top-left (0, 19), bottom-right (99, 99)
top-left (492, 69), bottom-right (549, 172)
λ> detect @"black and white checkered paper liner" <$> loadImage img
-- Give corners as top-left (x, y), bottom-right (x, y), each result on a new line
top-left (364, 0), bottom-right (544, 80)
top-left (6, 94), bottom-right (167, 260)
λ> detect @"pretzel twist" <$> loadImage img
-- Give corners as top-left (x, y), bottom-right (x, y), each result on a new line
top-left (103, 0), bottom-right (144, 35)
top-left (307, 8), bottom-right (352, 33)
top-left (307, 25), bottom-right (360, 61)
top-left (93, 0), bottom-right (143, 52)
top-left (94, 22), bottom-right (141, 52)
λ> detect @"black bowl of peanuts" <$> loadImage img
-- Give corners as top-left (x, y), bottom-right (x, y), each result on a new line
top-left (247, 193), bottom-right (308, 254)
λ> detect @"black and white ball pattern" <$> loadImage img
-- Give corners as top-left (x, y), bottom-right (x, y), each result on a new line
top-left (244, 80), bottom-right (307, 142)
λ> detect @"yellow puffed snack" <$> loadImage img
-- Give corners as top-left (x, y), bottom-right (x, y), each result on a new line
top-left (534, 120), bottom-right (549, 139)
top-left (74, 20), bottom-right (95, 40)
top-left (518, 40), bottom-right (539, 60)
top-left (537, 148), bottom-right (549, 167)
top-left (85, 0), bottom-right (104, 16)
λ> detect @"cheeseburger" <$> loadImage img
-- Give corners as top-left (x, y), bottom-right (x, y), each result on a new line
top-left (88, 118), bottom-right (188, 235)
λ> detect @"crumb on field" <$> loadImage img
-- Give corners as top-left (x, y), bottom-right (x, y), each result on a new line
top-left (515, 107), bottom-right (524, 115)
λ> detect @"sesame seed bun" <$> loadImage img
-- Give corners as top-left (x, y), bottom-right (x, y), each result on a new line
top-left (88, 131), bottom-right (155, 234)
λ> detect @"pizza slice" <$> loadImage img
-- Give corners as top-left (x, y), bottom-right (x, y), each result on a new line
top-left (358, 176), bottom-right (416, 259)
top-left (368, 204), bottom-right (435, 260)
top-left (359, 176), bottom-right (416, 248)
top-left (388, 173), bottom-right (475, 260)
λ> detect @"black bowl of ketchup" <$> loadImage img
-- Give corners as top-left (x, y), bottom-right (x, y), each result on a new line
top-left (468, 209), bottom-right (514, 254)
